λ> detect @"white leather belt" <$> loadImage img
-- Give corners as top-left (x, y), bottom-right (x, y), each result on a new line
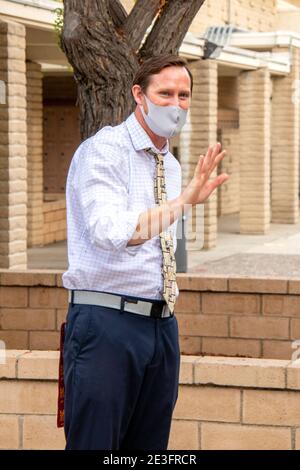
top-left (68, 290), bottom-right (172, 318)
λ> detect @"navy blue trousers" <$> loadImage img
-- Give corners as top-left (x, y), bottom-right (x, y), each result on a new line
top-left (63, 299), bottom-right (181, 450)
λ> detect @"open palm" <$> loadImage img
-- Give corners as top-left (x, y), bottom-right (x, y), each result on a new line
top-left (181, 143), bottom-right (229, 206)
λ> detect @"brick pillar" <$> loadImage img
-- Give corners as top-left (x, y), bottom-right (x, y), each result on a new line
top-left (0, 20), bottom-right (27, 269)
top-left (26, 61), bottom-right (44, 247)
top-left (219, 128), bottom-right (240, 216)
top-left (239, 67), bottom-right (271, 234)
top-left (180, 58), bottom-right (218, 250)
top-left (271, 47), bottom-right (300, 224)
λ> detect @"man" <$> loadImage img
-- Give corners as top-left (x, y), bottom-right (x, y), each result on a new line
top-left (61, 54), bottom-right (229, 450)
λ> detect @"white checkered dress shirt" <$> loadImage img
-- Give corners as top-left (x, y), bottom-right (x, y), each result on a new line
top-left (62, 112), bottom-right (182, 300)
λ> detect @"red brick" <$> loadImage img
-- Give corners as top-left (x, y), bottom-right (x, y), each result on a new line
top-left (1, 308), bottom-right (55, 330)
top-left (177, 314), bottom-right (228, 337)
top-left (202, 293), bottom-right (260, 315)
top-left (29, 287), bottom-right (67, 308)
top-left (175, 292), bottom-right (201, 313)
top-left (0, 286), bottom-right (28, 307)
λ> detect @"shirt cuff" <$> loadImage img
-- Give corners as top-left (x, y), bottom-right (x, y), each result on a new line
top-left (111, 211), bottom-right (141, 251)
top-left (122, 210), bottom-right (142, 252)
top-left (93, 209), bottom-right (141, 253)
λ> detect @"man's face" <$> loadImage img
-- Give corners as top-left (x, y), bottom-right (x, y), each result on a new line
top-left (137, 66), bottom-right (192, 113)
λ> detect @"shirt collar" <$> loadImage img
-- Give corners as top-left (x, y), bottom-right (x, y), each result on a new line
top-left (125, 112), bottom-right (169, 155)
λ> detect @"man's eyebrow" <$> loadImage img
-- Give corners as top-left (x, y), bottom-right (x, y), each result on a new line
top-left (157, 88), bottom-right (191, 94)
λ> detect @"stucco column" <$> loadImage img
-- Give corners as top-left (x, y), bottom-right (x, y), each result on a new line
top-left (239, 67), bottom-right (271, 234)
top-left (0, 20), bottom-right (27, 268)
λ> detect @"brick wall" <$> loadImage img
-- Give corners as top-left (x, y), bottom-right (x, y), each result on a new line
top-left (238, 67), bottom-right (271, 234)
top-left (120, 0), bottom-right (277, 36)
top-left (171, 354), bottom-right (300, 450)
top-left (0, 271), bottom-right (67, 351)
top-left (0, 271), bottom-right (300, 360)
top-left (217, 77), bottom-right (240, 216)
top-left (230, 0), bottom-right (277, 32)
top-left (184, 0), bottom-right (277, 36)
top-left (177, 275), bottom-right (300, 360)
top-left (43, 199), bottom-right (66, 245)
top-left (0, 20), bottom-right (27, 269)
top-left (219, 77), bottom-right (239, 112)
top-left (276, 9), bottom-right (300, 31)
top-left (0, 351), bottom-right (299, 450)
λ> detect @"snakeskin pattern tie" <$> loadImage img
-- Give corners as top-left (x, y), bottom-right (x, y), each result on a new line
top-left (146, 148), bottom-right (177, 313)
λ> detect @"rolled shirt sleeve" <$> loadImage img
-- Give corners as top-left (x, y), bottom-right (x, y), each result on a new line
top-left (74, 134), bottom-right (141, 252)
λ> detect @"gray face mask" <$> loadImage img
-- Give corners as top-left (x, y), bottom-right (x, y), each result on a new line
top-left (140, 94), bottom-right (188, 138)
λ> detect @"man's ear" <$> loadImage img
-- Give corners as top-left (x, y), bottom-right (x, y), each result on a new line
top-left (132, 84), bottom-right (143, 106)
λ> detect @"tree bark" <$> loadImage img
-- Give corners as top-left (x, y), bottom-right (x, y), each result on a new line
top-left (140, 0), bottom-right (206, 58)
top-left (62, 0), bottom-right (206, 140)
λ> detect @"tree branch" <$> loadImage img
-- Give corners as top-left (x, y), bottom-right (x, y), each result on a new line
top-left (62, 0), bottom-right (137, 82)
top-left (108, 0), bottom-right (128, 30)
top-left (123, 0), bottom-right (162, 52)
top-left (139, 0), bottom-right (206, 58)
top-left (63, 0), bottom-right (84, 16)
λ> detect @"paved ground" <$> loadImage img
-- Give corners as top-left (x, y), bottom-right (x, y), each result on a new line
top-left (188, 213), bottom-right (300, 278)
top-left (27, 212), bottom-right (300, 278)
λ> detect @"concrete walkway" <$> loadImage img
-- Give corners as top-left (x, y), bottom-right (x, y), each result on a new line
top-left (188, 212), bottom-right (300, 278)
top-left (27, 212), bottom-right (300, 278)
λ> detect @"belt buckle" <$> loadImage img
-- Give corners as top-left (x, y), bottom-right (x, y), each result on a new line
top-left (124, 297), bottom-right (138, 304)
top-left (121, 296), bottom-right (141, 314)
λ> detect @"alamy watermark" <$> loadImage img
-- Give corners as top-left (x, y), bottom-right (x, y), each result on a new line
top-left (0, 340), bottom-right (6, 365)
top-left (291, 340), bottom-right (300, 362)
top-left (0, 80), bottom-right (6, 105)
top-left (101, 204), bottom-right (205, 250)
top-left (292, 80), bottom-right (300, 105)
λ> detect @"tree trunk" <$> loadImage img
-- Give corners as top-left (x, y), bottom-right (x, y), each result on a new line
top-left (62, 0), bottom-right (206, 140)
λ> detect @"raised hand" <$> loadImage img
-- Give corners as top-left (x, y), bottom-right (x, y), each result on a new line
top-left (180, 143), bottom-right (229, 206)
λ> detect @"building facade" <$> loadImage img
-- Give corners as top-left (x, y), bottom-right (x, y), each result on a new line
top-left (0, 0), bottom-right (300, 268)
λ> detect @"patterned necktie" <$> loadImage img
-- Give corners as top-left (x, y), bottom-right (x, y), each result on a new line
top-left (146, 148), bottom-right (177, 313)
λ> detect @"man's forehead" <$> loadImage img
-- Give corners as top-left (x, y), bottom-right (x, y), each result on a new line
top-left (149, 67), bottom-right (191, 88)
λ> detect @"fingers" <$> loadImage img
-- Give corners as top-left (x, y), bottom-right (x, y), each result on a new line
top-left (209, 150), bottom-right (226, 175)
top-left (218, 173), bottom-right (230, 184)
top-left (212, 173), bottom-right (230, 190)
top-left (197, 143), bottom-right (223, 179)
top-left (207, 142), bottom-right (222, 172)
top-left (204, 143), bottom-right (222, 173)
top-left (202, 146), bottom-right (214, 173)
top-left (195, 146), bottom-right (213, 180)
top-left (203, 173), bottom-right (229, 200)
top-left (211, 142), bottom-right (222, 160)
top-left (195, 143), bottom-right (226, 186)
top-left (194, 154), bottom-right (205, 177)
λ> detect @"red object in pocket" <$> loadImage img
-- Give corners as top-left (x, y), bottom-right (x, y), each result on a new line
top-left (57, 322), bottom-right (66, 428)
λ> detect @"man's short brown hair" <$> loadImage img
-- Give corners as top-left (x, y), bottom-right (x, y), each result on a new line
top-left (133, 54), bottom-right (193, 94)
